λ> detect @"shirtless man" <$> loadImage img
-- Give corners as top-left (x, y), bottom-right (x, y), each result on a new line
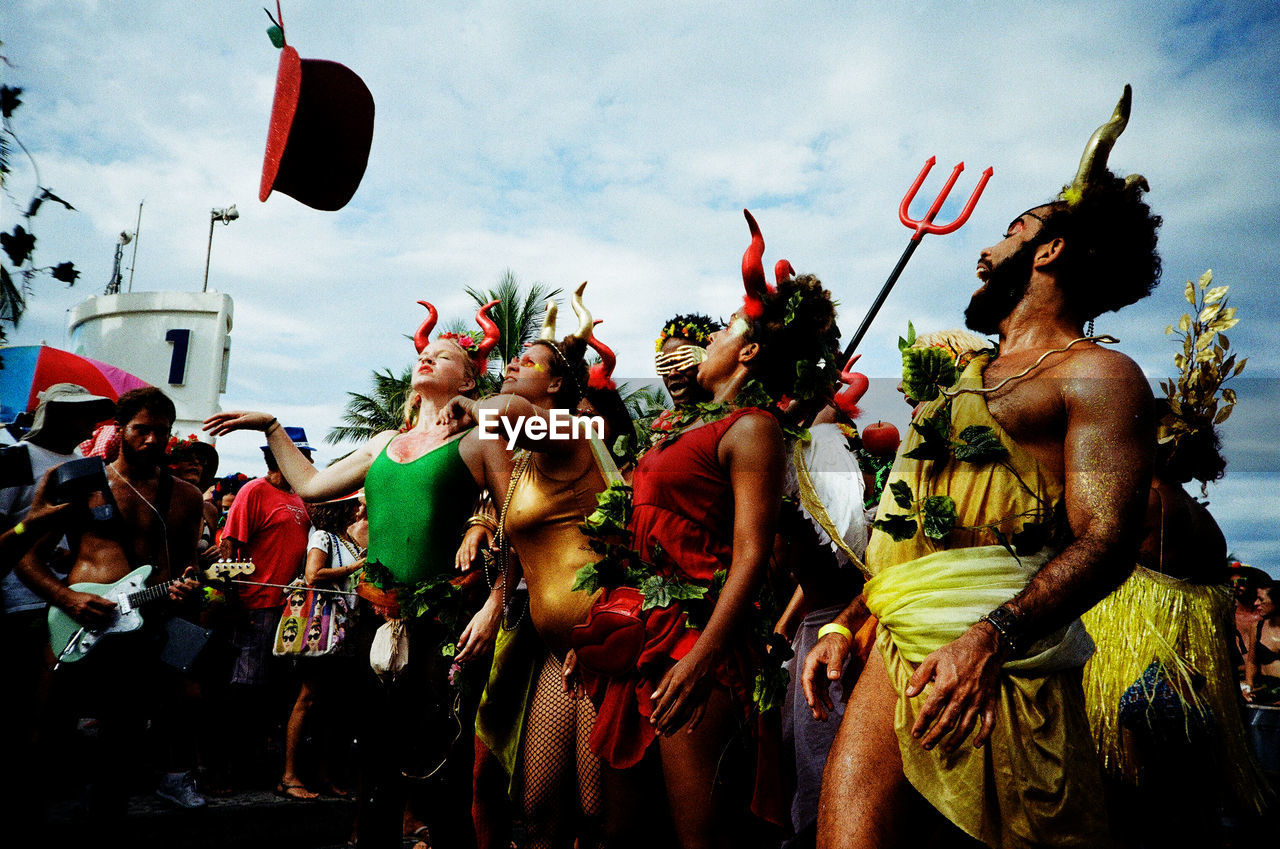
top-left (19, 386), bottom-right (205, 812)
top-left (805, 89), bottom-right (1160, 848)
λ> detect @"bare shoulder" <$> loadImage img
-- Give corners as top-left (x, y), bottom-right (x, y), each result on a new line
top-left (726, 408), bottom-right (783, 441)
top-left (1059, 343), bottom-right (1146, 379)
top-left (1059, 345), bottom-right (1152, 411)
top-left (367, 429), bottom-right (398, 453)
top-left (722, 409), bottom-right (783, 462)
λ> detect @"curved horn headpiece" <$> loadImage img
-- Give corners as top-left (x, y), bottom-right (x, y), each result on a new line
top-left (741, 209), bottom-right (769, 309)
top-left (774, 259), bottom-right (795, 285)
top-left (1061, 84), bottom-right (1146, 205)
top-left (414, 301), bottom-right (439, 353)
top-left (539, 299), bottom-right (559, 341)
top-left (569, 281), bottom-right (594, 342)
top-left (833, 353), bottom-right (869, 418)
top-left (587, 319), bottom-right (617, 391)
top-left (473, 299), bottom-right (501, 362)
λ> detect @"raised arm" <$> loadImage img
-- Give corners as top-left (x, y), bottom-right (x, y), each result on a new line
top-left (204, 410), bottom-right (387, 500)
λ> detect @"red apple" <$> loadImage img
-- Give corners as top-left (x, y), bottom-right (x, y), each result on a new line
top-left (860, 420), bottom-right (900, 457)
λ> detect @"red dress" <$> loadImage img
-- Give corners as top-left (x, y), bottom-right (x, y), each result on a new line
top-left (587, 408), bottom-right (783, 823)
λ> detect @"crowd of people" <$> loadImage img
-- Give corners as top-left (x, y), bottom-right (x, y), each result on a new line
top-left (3, 87), bottom-right (1277, 849)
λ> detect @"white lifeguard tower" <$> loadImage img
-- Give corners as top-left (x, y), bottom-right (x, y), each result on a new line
top-left (68, 292), bottom-right (233, 437)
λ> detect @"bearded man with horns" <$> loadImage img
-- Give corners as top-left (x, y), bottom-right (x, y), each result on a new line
top-left (806, 86), bottom-right (1164, 848)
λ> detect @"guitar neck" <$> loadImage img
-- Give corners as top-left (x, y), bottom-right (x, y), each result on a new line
top-left (126, 582), bottom-right (175, 609)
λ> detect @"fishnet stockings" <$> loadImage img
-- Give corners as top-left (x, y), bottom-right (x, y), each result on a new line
top-left (519, 652), bottom-right (601, 849)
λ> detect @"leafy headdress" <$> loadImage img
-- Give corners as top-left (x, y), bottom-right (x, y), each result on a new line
top-left (1158, 270), bottom-right (1244, 491)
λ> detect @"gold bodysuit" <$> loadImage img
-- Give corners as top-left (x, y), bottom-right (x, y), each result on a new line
top-left (505, 450), bottom-right (607, 657)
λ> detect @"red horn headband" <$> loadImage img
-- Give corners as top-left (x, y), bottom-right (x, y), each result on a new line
top-left (741, 209), bottom-right (779, 320)
top-left (833, 353), bottom-right (869, 418)
top-left (414, 301), bottom-right (439, 353)
top-left (587, 319), bottom-right (617, 391)
top-left (414, 299), bottom-right (502, 369)
top-left (774, 259), bottom-right (795, 284)
top-left (473, 299), bottom-right (501, 363)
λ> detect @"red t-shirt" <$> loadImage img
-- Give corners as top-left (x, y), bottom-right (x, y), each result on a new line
top-left (222, 477), bottom-right (310, 609)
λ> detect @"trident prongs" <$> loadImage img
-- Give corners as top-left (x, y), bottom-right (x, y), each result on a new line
top-left (654, 345), bottom-right (708, 376)
top-left (899, 156), bottom-right (994, 241)
top-left (838, 156), bottom-right (994, 364)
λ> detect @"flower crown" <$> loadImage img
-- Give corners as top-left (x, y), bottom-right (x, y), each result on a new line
top-left (654, 314), bottom-right (718, 352)
top-left (166, 434), bottom-right (202, 455)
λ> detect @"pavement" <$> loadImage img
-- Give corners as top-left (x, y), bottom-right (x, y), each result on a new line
top-left (31, 787), bottom-right (361, 849)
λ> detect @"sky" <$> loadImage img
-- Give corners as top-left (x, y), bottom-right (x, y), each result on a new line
top-left (4, 1), bottom-right (1279, 574)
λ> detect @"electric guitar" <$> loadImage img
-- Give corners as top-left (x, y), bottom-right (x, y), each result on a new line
top-left (47, 560), bottom-right (255, 664)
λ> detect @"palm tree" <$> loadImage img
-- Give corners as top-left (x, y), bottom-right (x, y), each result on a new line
top-left (466, 270), bottom-right (561, 395)
top-left (325, 366), bottom-right (413, 445)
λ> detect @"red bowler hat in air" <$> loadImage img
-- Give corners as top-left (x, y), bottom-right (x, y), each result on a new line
top-left (259, 3), bottom-right (375, 211)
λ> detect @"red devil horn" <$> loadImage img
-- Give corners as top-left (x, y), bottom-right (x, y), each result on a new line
top-left (774, 259), bottom-right (795, 286)
top-left (840, 353), bottom-right (862, 384)
top-left (742, 209), bottom-right (768, 301)
top-left (473, 299), bottom-right (501, 361)
top-left (587, 319), bottom-right (616, 378)
top-left (414, 301), bottom-right (439, 353)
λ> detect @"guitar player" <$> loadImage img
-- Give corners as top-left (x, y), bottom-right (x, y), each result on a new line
top-left (17, 387), bottom-right (207, 816)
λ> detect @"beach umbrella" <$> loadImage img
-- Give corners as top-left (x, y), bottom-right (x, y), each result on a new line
top-left (0, 345), bottom-right (150, 423)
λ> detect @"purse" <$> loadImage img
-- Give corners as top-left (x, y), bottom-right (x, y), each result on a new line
top-left (370, 618), bottom-right (409, 680)
top-left (272, 534), bottom-right (354, 658)
top-left (568, 585), bottom-right (646, 676)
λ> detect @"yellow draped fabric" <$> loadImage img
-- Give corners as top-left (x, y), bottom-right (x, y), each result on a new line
top-left (863, 353), bottom-right (1112, 848)
top-left (1081, 565), bottom-right (1270, 810)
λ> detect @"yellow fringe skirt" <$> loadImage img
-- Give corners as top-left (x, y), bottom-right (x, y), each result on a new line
top-left (1081, 566), bottom-right (1269, 811)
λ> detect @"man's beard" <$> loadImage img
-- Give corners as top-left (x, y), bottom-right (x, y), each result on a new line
top-left (120, 438), bottom-right (164, 470)
top-left (964, 241), bottom-right (1036, 335)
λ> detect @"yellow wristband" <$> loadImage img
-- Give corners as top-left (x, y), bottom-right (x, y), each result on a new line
top-left (11, 521), bottom-right (26, 536)
top-left (817, 622), bottom-right (852, 642)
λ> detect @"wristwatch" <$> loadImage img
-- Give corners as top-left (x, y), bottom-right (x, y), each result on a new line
top-left (978, 604), bottom-right (1023, 656)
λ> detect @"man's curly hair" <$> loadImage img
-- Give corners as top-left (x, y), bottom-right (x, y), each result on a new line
top-left (656, 313), bottom-right (720, 351)
top-left (744, 273), bottom-right (840, 402)
top-left (1038, 173), bottom-right (1162, 321)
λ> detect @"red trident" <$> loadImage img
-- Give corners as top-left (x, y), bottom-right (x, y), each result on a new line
top-left (841, 157), bottom-right (993, 362)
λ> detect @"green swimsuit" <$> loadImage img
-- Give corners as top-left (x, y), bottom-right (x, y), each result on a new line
top-left (364, 431), bottom-right (477, 586)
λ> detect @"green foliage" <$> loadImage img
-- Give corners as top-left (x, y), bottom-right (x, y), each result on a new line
top-left (889, 480), bottom-right (914, 510)
top-left (903, 400), bottom-right (952, 464)
top-left (871, 512), bottom-right (919, 542)
top-left (1161, 269), bottom-right (1245, 447)
top-left (901, 345), bottom-right (959, 404)
top-left (466, 270), bottom-right (562, 368)
top-left (0, 65), bottom-right (79, 355)
top-left (953, 425), bottom-right (1006, 463)
top-left (920, 495), bottom-right (957, 540)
